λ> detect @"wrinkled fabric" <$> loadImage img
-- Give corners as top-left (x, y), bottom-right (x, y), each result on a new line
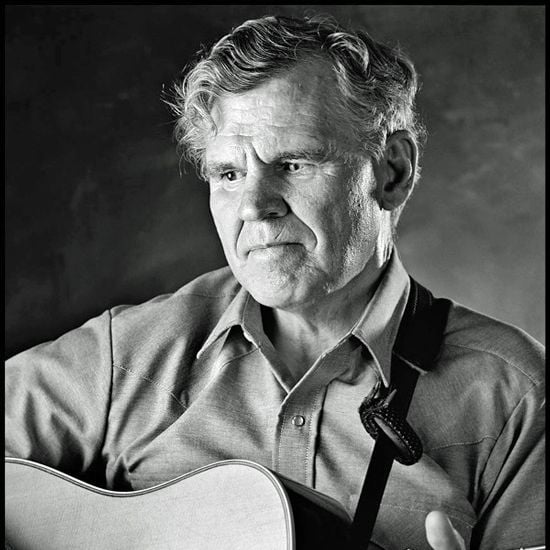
top-left (5, 252), bottom-right (545, 550)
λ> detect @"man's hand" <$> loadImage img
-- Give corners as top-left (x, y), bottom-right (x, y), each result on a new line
top-left (425, 511), bottom-right (466, 550)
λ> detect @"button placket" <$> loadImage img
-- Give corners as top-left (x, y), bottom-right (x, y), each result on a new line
top-left (273, 381), bottom-right (331, 486)
top-left (273, 394), bottom-right (314, 484)
top-left (272, 342), bottom-right (359, 485)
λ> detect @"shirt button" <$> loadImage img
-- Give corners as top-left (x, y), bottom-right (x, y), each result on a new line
top-left (292, 415), bottom-right (305, 427)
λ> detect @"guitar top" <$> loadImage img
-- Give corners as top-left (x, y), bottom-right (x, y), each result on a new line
top-left (5, 457), bottom-right (365, 550)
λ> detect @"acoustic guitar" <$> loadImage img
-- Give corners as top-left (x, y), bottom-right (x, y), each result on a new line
top-left (5, 456), bottom-right (383, 550)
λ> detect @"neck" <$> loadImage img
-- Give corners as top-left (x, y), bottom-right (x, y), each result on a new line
top-left (262, 256), bottom-right (390, 382)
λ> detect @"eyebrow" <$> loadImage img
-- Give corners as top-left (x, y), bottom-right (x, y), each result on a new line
top-left (204, 161), bottom-right (238, 177)
top-left (204, 142), bottom-right (344, 177)
top-left (204, 147), bottom-right (333, 175)
top-left (274, 148), bottom-right (331, 162)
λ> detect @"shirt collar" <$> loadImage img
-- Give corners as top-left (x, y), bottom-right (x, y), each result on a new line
top-left (350, 250), bottom-right (411, 387)
top-left (196, 285), bottom-right (262, 359)
top-left (197, 250), bottom-right (413, 387)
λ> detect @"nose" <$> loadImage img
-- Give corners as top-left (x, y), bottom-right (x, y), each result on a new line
top-left (237, 173), bottom-right (289, 221)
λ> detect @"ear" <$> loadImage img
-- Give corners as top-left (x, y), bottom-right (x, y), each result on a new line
top-left (374, 131), bottom-right (418, 211)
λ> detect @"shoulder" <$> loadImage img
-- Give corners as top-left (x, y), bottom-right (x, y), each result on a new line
top-left (172, 266), bottom-right (241, 300)
top-left (414, 300), bottom-right (544, 449)
top-left (110, 266), bottom-right (239, 319)
top-left (442, 301), bottom-right (544, 388)
top-left (107, 267), bottom-right (240, 366)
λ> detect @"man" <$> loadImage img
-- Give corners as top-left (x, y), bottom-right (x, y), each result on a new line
top-left (5, 14), bottom-right (544, 550)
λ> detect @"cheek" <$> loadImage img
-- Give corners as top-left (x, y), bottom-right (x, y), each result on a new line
top-left (349, 195), bottom-right (381, 246)
top-left (328, 188), bottom-right (381, 254)
top-left (209, 194), bottom-right (240, 248)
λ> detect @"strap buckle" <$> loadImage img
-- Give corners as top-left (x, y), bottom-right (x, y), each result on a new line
top-left (358, 380), bottom-right (423, 466)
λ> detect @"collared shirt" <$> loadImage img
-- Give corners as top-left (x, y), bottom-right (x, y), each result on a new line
top-left (5, 252), bottom-right (545, 550)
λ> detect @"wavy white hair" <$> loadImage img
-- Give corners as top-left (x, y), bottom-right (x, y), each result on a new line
top-left (168, 14), bottom-right (426, 228)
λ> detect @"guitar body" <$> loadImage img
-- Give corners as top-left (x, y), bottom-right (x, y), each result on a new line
top-left (5, 457), bottom-right (373, 550)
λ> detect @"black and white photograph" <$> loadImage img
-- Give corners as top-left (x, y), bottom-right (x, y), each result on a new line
top-left (5, 5), bottom-right (545, 550)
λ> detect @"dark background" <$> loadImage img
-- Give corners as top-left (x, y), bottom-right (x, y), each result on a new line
top-left (5, 5), bottom-right (545, 357)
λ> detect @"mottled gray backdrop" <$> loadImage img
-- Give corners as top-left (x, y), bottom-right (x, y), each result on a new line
top-left (5, 5), bottom-right (545, 357)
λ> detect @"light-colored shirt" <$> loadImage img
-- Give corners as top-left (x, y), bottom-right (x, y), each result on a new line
top-left (5, 252), bottom-right (545, 550)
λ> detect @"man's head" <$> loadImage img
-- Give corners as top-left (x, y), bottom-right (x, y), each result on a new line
top-left (170, 15), bottom-right (424, 310)
top-left (172, 15), bottom-right (425, 221)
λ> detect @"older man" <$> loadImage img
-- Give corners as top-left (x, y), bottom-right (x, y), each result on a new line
top-left (5, 14), bottom-right (544, 550)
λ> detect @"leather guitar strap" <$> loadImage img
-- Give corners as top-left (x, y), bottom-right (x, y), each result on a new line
top-left (351, 277), bottom-right (451, 549)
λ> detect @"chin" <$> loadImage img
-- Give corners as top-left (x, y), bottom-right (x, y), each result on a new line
top-left (243, 281), bottom-right (297, 309)
top-left (241, 274), bottom-right (328, 312)
top-left (230, 257), bottom-right (331, 310)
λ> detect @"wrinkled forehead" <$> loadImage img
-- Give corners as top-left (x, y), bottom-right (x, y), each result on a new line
top-left (204, 59), bottom-right (359, 161)
top-left (211, 60), bottom-right (332, 125)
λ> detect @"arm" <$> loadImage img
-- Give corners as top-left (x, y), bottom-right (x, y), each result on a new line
top-left (471, 381), bottom-right (545, 549)
top-left (5, 310), bottom-right (113, 484)
top-left (424, 377), bottom-right (545, 550)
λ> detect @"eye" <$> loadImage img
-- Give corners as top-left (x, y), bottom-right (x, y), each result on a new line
top-left (221, 170), bottom-right (238, 181)
top-left (281, 161), bottom-right (315, 176)
top-left (284, 162), bottom-right (302, 172)
top-left (283, 161), bottom-right (307, 173)
top-left (213, 169), bottom-right (245, 192)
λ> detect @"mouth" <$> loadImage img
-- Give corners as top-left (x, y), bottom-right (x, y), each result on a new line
top-left (247, 242), bottom-right (301, 256)
top-left (250, 242), bottom-right (293, 250)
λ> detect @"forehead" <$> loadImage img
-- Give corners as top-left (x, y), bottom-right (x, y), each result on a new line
top-left (205, 59), bottom-right (356, 163)
top-left (214, 60), bottom-right (331, 125)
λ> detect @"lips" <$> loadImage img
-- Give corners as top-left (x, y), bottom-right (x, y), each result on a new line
top-left (236, 220), bottom-right (307, 259)
top-left (249, 242), bottom-right (294, 251)
top-left (246, 242), bottom-right (303, 260)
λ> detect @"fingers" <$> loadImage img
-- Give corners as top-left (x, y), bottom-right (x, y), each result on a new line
top-left (425, 510), bottom-right (466, 550)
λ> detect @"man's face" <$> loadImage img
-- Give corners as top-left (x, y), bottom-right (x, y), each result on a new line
top-left (204, 59), bottom-right (387, 310)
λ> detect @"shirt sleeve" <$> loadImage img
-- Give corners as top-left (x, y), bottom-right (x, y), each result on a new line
top-left (472, 380), bottom-right (545, 549)
top-left (5, 310), bottom-right (114, 483)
